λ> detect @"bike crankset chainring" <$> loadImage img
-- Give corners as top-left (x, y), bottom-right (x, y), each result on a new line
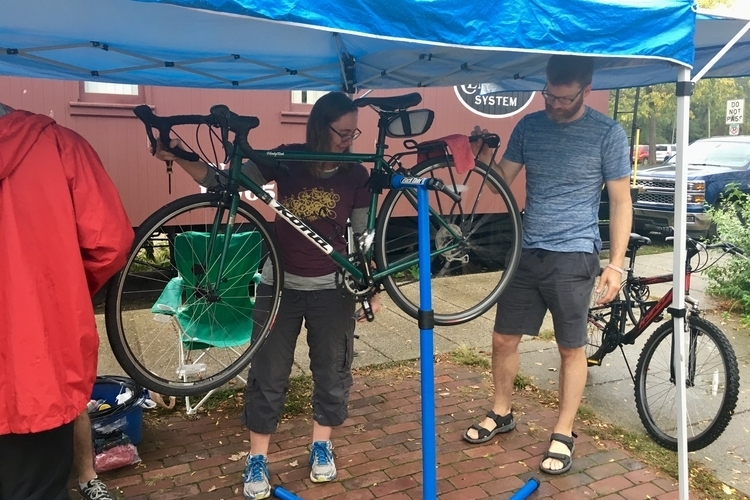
top-left (335, 264), bottom-right (376, 299)
top-left (435, 223), bottom-right (469, 263)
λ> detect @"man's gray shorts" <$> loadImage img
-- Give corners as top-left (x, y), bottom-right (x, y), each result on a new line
top-left (494, 248), bottom-right (600, 349)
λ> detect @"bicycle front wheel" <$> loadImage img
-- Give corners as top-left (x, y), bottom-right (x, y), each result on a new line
top-left (375, 158), bottom-right (522, 325)
top-left (105, 193), bottom-right (283, 396)
top-left (634, 315), bottom-right (739, 451)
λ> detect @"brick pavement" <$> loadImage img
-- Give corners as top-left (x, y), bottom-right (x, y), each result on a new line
top-left (73, 361), bottom-right (694, 500)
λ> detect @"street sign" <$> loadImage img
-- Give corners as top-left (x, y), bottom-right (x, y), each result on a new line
top-left (726, 99), bottom-right (744, 125)
top-left (729, 124), bottom-right (740, 136)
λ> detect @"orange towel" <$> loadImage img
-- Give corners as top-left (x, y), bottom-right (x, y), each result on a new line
top-left (417, 134), bottom-right (475, 174)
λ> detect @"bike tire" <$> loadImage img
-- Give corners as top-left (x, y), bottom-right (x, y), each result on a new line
top-left (634, 315), bottom-right (739, 451)
top-left (374, 158), bottom-right (522, 325)
top-left (105, 193), bottom-right (283, 396)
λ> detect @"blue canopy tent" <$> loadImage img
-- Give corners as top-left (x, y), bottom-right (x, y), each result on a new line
top-left (2, 1), bottom-right (750, 498)
top-left (1, 0), bottom-right (749, 90)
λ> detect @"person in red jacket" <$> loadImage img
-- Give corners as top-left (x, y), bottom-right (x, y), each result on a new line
top-left (0, 103), bottom-right (134, 500)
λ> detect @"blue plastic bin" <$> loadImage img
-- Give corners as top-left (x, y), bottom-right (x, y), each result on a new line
top-left (90, 376), bottom-right (146, 445)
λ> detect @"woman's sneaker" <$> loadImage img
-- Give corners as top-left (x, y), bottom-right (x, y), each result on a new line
top-left (243, 454), bottom-right (271, 500)
top-left (79, 478), bottom-right (114, 500)
top-left (308, 440), bottom-right (337, 482)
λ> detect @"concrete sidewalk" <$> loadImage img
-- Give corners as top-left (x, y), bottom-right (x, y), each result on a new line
top-left (92, 251), bottom-right (750, 496)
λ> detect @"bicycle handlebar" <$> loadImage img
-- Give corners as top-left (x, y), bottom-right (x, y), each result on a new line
top-left (133, 104), bottom-right (283, 173)
top-left (640, 223), bottom-right (745, 257)
top-left (468, 133), bottom-right (501, 149)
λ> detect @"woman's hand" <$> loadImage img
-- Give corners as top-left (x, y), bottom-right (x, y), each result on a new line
top-left (356, 294), bottom-right (382, 323)
top-left (153, 137), bottom-right (183, 163)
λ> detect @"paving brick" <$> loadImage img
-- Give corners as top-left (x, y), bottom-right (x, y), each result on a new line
top-left (369, 476), bottom-right (420, 497)
top-left (548, 472), bottom-right (594, 492)
top-left (620, 482), bottom-right (667, 500)
top-left (142, 464), bottom-right (191, 480)
top-left (480, 475), bottom-right (526, 496)
top-left (589, 475), bottom-right (635, 495)
top-left (586, 461), bottom-right (630, 480)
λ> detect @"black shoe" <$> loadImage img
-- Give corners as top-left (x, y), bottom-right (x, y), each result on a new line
top-left (79, 478), bottom-right (115, 500)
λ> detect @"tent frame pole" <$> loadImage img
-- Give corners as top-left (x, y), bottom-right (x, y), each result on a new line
top-left (672, 66), bottom-right (692, 500)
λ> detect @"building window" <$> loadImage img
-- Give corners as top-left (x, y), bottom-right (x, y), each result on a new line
top-left (291, 90), bottom-right (328, 105)
top-left (84, 82), bottom-right (139, 96)
top-left (79, 81), bottom-right (143, 104)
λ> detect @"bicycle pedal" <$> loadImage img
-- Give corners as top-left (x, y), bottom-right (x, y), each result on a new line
top-left (655, 315), bottom-right (664, 322)
top-left (586, 358), bottom-right (602, 367)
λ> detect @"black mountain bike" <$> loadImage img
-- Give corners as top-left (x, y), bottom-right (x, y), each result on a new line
top-left (586, 225), bottom-right (743, 451)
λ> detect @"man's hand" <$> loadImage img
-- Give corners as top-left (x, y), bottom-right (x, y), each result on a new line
top-left (470, 125), bottom-right (494, 167)
top-left (595, 267), bottom-right (622, 304)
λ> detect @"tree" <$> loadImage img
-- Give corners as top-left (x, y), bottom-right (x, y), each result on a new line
top-left (608, 0), bottom-right (748, 157)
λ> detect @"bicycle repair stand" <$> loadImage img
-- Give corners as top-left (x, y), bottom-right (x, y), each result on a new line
top-left (391, 174), bottom-right (442, 499)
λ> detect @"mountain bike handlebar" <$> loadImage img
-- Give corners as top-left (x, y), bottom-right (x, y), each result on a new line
top-left (640, 224), bottom-right (745, 258)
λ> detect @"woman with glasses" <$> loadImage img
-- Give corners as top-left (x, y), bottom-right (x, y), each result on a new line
top-left (155, 91), bottom-right (380, 499)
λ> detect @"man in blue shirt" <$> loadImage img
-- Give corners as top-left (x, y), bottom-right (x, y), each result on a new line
top-left (464, 55), bottom-right (632, 475)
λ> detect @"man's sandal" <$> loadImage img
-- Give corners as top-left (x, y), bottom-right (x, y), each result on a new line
top-left (462, 410), bottom-right (516, 444)
top-left (540, 432), bottom-right (577, 475)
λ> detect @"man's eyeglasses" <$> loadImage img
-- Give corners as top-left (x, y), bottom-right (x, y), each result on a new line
top-left (541, 86), bottom-right (584, 105)
top-left (329, 125), bottom-right (362, 142)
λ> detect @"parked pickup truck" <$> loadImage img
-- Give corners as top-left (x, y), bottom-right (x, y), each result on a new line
top-left (632, 135), bottom-right (750, 238)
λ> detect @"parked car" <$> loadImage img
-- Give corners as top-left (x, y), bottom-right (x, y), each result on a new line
top-left (631, 144), bottom-right (649, 164)
top-left (632, 135), bottom-right (750, 238)
top-left (654, 143), bottom-right (677, 163)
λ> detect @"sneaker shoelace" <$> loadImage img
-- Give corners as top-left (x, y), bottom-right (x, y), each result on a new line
top-left (311, 442), bottom-right (332, 466)
top-left (246, 456), bottom-right (268, 483)
top-left (81, 479), bottom-right (113, 500)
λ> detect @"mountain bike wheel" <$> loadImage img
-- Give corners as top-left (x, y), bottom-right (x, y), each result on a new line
top-left (375, 158), bottom-right (522, 325)
top-left (634, 315), bottom-right (739, 451)
top-left (105, 193), bottom-right (283, 396)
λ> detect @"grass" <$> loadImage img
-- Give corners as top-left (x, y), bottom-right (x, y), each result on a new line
top-left (600, 239), bottom-right (672, 260)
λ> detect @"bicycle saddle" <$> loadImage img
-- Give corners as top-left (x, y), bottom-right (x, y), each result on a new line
top-left (353, 92), bottom-right (422, 111)
top-left (629, 233), bottom-right (651, 247)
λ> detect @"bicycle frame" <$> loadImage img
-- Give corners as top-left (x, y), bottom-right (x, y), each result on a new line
top-left (202, 127), bottom-right (474, 290)
top-left (618, 271), bottom-right (692, 345)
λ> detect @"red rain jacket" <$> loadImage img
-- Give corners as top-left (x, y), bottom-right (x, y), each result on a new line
top-left (0, 110), bottom-right (134, 434)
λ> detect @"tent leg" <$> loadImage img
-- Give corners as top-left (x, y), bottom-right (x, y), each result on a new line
top-left (672, 66), bottom-right (692, 500)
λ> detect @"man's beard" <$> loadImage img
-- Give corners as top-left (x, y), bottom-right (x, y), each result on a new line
top-left (545, 97), bottom-right (584, 122)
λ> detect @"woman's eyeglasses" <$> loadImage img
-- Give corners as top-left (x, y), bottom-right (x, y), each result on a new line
top-left (540, 86), bottom-right (584, 105)
top-left (329, 125), bottom-right (362, 142)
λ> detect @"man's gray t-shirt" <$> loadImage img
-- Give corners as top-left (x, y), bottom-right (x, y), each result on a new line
top-left (503, 107), bottom-right (631, 253)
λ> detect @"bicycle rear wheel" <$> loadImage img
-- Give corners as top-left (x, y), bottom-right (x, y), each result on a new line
top-left (634, 315), bottom-right (739, 451)
top-left (105, 193), bottom-right (282, 396)
top-left (375, 158), bottom-right (522, 325)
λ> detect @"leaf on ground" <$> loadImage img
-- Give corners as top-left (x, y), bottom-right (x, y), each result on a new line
top-left (228, 451), bottom-right (249, 462)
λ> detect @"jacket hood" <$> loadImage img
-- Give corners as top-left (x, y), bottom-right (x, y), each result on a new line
top-left (0, 110), bottom-right (56, 180)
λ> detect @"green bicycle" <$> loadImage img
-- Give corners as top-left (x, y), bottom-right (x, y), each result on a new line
top-left (105, 92), bottom-right (522, 396)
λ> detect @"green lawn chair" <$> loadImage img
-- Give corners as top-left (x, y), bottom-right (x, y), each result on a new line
top-left (151, 230), bottom-right (262, 350)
